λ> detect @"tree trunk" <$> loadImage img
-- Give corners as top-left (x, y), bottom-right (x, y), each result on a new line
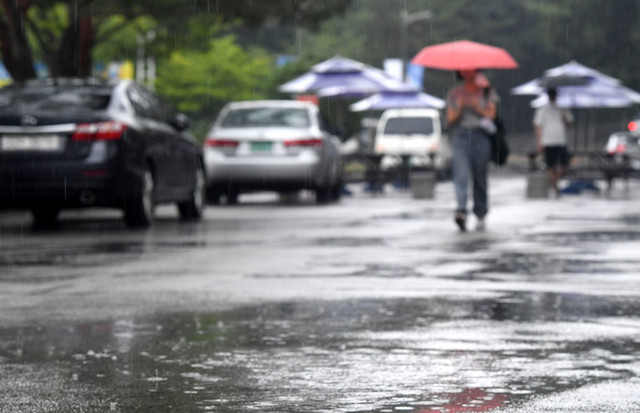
top-left (0, 0), bottom-right (36, 81)
top-left (55, 10), bottom-right (94, 77)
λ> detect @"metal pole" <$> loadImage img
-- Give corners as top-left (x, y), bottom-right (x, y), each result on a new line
top-left (400, 10), bottom-right (433, 83)
top-left (401, 11), bottom-right (408, 82)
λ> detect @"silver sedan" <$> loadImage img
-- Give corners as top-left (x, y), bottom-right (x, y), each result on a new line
top-left (204, 100), bottom-right (343, 204)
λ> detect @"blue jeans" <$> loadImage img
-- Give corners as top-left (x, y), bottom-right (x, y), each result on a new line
top-left (452, 128), bottom-right (491, 219)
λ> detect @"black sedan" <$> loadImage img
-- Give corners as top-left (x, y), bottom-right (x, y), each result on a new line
top-left (0, 78), bottom-right (205, 228)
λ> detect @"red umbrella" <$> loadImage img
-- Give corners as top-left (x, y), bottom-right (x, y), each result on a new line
top-left (411, 40), bottom-right (518, 71)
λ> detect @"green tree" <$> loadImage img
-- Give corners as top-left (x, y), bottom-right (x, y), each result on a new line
top-left (0, 0), bottom-right (37, 80)
top-left (156, 35), bottom-right (271, 114)
top-left (153, 19), bottom-right (273, 138)
top-left (0, 0), bottom-right (353, 82)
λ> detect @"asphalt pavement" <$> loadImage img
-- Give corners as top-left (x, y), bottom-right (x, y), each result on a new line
top-left (1, 170), bottom-right (640, 412)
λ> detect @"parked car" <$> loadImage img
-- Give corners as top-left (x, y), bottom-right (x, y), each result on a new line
top-left (373, 108), bottom-right (452, 178)
top-left (204, 100), bottom-right (342, 204)
top-left (0, 78), bottom-right (205, 228)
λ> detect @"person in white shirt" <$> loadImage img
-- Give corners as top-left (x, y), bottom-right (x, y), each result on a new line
top-left (533, 88), bottom-right (574, 194)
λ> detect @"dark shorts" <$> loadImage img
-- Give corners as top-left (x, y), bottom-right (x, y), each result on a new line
top-left (544, 146), bottom-right (569, 168)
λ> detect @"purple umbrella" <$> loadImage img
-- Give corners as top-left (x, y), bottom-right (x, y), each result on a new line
top-left (349, 90), bottom-right (445, 112)
top-left (511, 60), bottom-right (624, 96)
top-left (318, 81), bottom-right (419, 99)
top-left (278, 55), bottom-right (408, 96)
top-left (529, 80), bottom-right (640, 108)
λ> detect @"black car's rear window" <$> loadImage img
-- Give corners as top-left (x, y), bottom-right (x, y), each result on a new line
top-left (0, 85), bottom-right (113, 112)
top-left (221, 107), bottom-right (311, 128)
top-left (383, 117), bottom-right (434, 135)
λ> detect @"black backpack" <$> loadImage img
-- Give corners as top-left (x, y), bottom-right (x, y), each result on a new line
top-left (488, 115), bottom-right (509, 166)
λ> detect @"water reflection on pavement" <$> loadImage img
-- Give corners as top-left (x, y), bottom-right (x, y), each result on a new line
top-left (2, 178), bottom-right (640, 412)
top-left (2, 293), bottom-right (640, 412)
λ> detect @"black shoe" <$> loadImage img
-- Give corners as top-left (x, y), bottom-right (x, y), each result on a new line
top-left (455, 212), bottom-right (466, 232)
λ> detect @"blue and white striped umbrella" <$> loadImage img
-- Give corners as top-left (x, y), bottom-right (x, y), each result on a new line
top-left (349, 90), bottom-right (445, 112)
top-left (279, 55), bottom-right (409, 97)
top-left (511, 60), bottom-right (640, 108)
top-left (529, 84), bottom-right (640, 108)
top-left (511, 60), bottom-right (621, 96)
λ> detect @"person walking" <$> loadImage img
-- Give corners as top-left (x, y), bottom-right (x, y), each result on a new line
top-left (533, 88), bottom-right (574, 195)
top-left (446, 70), bottom-right (498, 231)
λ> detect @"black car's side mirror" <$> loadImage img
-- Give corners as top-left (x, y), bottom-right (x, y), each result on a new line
top-left (170, 113), bottom-right (191, 131)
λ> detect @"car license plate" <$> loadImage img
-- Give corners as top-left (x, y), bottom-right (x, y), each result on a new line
top-left (251, 141), bottom-right (272, 152)
top-left (0, 135), bottom-right (63, 152)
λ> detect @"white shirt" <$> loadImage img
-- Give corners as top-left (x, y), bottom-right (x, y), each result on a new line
top-left (533, 103), bottom-right (574, 146)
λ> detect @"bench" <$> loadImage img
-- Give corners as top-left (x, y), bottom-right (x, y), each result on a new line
top-left (527, 150), bottom-right (639, 193)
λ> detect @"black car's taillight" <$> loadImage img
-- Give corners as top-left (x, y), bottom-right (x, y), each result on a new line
top-left (72, 121), bottom-right (127, 141)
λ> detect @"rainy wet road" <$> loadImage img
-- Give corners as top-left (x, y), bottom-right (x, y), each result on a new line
top-left (2, 172), bottom-right (640, 412)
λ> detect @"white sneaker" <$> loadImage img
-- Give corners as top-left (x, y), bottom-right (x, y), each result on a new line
top-left (476, 218), bottom-right (485, 231)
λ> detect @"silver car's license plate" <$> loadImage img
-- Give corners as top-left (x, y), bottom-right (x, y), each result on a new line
top-left (251, 141), bottom-right (272, 152)
top-left (0, 135), bottom-right (63, 152)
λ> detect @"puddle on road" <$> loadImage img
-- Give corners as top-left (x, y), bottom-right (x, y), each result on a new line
top-left (529, 231), bottom-right (640, 244)
top-left (312, 237), bottom-right (386, 247)
top-left (2, 294), bottom-right (640, 412)
top-left (457, 252), bottom-right (620, 280)
top-left (445, 230), bottom-right (640, 280)
top-left (0, 239), bottom-right (209, 279)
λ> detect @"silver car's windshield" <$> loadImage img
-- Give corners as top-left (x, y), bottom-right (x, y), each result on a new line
top-left (220, 107), bottom-right (311, 128)
top-left (384, 117), bottom-right (434, 135)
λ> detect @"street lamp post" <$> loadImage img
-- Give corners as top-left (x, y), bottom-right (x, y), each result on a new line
top-left (400, 9), bottom-right (433, 82)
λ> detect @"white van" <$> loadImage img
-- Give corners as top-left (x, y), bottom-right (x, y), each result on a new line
top-left (373, 108), bottom-right (451, 176)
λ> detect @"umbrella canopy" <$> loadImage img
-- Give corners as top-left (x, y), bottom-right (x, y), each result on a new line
top-left (278, 55), bottom-right (407, 96)
top-left (349, 90), bottom-right (446, 112)
top-left (511, 61), bottom-right (640, 108)
top-left (310, 55), bottom-right (367, 73)
top-left (529, 83), bottom-right (640, 108)
top-left (411, 40), bottom-right (518, 71)
top-left (512, 61), bottom-right (621, 95)
top-left (318, 82), bottom-right (419, 99)
top-left (544, 60), bottom-right (619, 85)
top-left (537, 75), bottom-right (591, 89)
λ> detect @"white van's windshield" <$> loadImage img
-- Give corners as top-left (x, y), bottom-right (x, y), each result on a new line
top-left (383, 117), bottom-right (434, 135)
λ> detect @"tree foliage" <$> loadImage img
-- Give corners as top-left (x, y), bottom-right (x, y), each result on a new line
top-left (155, 33), bottom-right (271, 116)
top-left (3, 0), bottom-right (640, 139)
top-left (0, 0), bottom-right (353, 81)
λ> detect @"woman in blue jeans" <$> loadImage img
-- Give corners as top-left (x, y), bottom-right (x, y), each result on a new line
top-left (446, 70), bottom-right (498, 231)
